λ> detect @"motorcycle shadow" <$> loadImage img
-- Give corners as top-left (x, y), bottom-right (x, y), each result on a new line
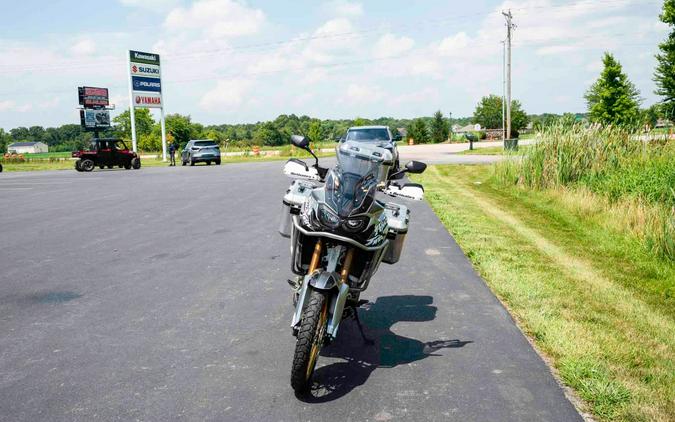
top-left (298, 295), bottom-right (472, 402)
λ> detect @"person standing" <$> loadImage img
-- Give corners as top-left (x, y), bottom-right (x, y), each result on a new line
top-left (169, 142), bottom-right (176, 166)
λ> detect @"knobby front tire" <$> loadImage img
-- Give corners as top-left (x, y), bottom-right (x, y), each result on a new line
top-left (290, 288), bottom-right (328, 393)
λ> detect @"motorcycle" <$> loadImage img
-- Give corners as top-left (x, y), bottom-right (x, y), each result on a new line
top-left (278, 134), bottom-right (427, 393)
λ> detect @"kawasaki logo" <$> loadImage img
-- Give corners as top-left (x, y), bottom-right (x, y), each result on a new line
top-left (133, 52), bottom-right (157, 61)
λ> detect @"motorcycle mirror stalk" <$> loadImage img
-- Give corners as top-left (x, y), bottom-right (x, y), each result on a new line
top-left (290, 134), bottom-right (327, 179)
top-left (388, 160), bottom-right (427, 180)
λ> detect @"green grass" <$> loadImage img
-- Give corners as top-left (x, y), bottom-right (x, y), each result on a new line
top-left (0, 149), bottom-right (334, 172)
top-left (21, 151), bottom-right (73, 159)
top-left (414, 164), bottom-right (674, 421)
top-left (495, 125), bottom-right (675, 260)
top-left (456, 146), bottom-right (506, 155)
top-left (456, 145), bottom-right (532, 156)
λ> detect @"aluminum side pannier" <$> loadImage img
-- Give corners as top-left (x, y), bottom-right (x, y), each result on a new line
top-left (382, 202), bottom-right (410, 264)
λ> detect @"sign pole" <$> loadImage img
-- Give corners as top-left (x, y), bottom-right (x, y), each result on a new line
top-left (160, 107), bottom-right (167, 162)
top-left (127, 52), bottom-right (138, 152)
top-left (159, 59), bottom-right (167, 162)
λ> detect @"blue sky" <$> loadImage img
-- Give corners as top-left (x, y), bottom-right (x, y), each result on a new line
top-left (0, 0), bottom-right (669, 129)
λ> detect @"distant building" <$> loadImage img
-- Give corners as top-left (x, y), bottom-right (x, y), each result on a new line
top-left (396, 127), bottom-right (408, 138)
top-left (453, 124), bottom-right (482, 134)
top-left (7, 142), bottom-right (48, 154)
top-left (655, 118), bottom-right (673, 128)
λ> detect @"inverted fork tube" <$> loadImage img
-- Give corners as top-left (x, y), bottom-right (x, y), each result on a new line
top-left (308, 239), bottom-right (323, 274)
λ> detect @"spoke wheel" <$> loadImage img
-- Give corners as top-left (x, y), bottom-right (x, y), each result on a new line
top-left (290, 288), bottom-right (328, 393)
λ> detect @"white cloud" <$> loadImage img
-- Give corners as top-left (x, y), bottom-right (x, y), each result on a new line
top-left (373, 33), bottom-right (414, 59)
top-left (199, 78), bottom-right (254, 109)
top-left (0, 100), bottom-right (15, 112)
top-left (326, 1), bottom-right (363, 17)
top-left (70, 39), bottom-right (96, 56)
top-left (536, 44), bottom-right (583, 55)
top-left (437, 32), bottom-right (469, 56)
top-left (344, 83), bottom-right (384, 104)
top-left (0, 100), bottom-right (32, 113)
top-left (119, 0), bottom-right (180, 11)
top-left (302, 18), bottom-right (356, 65)
top-left (164, 0), bottom-right (265, 38)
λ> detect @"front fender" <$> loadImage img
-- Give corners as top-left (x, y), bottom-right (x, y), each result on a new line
top-left (291, 271), bottom-right (340, 330)
top-left (309, 271), bottom-right (340, 291)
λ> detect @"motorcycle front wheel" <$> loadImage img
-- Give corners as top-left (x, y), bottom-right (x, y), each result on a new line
top-left (290, 288), bottom-right (328, 393)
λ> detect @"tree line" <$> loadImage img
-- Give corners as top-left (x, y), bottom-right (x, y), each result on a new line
top-left (0, 110), bottom-right (477, 153)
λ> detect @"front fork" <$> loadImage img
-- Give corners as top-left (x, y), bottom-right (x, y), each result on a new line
top-left (291, 240), bottom-right (355, 341)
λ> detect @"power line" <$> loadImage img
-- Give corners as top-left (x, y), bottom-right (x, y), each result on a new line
top-left (0, 0), bottom-right (658, 74)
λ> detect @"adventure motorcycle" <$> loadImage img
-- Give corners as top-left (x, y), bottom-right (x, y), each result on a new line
top-left (278, 135), bottom-right (427, 393)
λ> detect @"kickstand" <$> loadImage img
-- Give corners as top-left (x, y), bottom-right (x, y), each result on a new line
top-left (353, 309), bottom-right (375, 345)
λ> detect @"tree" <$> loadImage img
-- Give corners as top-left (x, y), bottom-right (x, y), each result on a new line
top-left (165, 114), bottom-right (193, 149)
top-left (0, 129), bottom-right (12, 153)
top-left (407, 118), bottom-right (429, 143)
top-left (585, 52), bottom-right (641, 126)
top-left (640, 104), bottom-right (662, 128)
top-left (253, 122), bottom-right (284, 146)
top-left (353, 117), bottom-right (370, 126)
top-left (113, 108), bottom-right (155, 139)
top-left (307, 120), bottom-right (325, 143)
top-left (473, 95), bottom-right (528, 130)
top-left (654, 0), bottom-right (675, 119)
top-left (430, 110), bottom-right (449, 143)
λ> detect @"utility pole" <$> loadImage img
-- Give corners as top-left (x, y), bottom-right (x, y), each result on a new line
top-left (501, 40), bottom-right (506, 140)
top-left (502, 10), bottom-right (515, 139)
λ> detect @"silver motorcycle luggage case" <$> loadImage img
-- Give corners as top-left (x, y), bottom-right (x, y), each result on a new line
top-left (382, 203), bottom-right (410, 264)
top-left (279, 180), bottom-right (314, 237)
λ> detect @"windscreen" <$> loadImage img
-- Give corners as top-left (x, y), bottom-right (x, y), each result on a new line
top-left (195, 141), bottom-right (217, 147)
top-left (324, 149), bottom-right (380, 217)
top-left (345, 128), bottom-right (390, 142)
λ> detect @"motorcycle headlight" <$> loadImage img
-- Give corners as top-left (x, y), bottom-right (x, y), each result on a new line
top-left (317, 204), bottom-right (341, 229)
top-left (342, 216), bottom-right (368, 233)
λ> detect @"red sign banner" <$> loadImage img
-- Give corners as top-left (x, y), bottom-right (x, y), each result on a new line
top-left (78, 86), bottom-right (109, 107)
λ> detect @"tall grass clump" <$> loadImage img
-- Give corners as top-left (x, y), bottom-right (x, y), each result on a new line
top-left (495, 123), bottom-right (675, 260)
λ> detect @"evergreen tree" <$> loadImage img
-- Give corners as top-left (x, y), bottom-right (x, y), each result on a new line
top-left (407, 118), bottom-right (429, 143)
top-left (654, 0), bottom-right (675, 119)
top-left (584, 52), bottom-right (641, 126)
top-left (430, 110), bottom-right (450, 143)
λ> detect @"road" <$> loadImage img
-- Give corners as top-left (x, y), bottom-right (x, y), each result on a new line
top-left (396, 139), bottom-right (535, 164)
top-left (0, 162), bottom-right (580, 421)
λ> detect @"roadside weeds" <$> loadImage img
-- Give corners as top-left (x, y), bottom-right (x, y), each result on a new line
top-left (415, 165), bottom-right (675, 422)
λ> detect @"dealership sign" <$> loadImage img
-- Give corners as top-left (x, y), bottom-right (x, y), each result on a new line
top-left (80, 109), bottom-right (111, 129)
top-left (127, 49), bottom-right (167, 156)
top-left (130, 63), bottom-right (160, 78)
top-left (78, 86), bottom-right (109, 107)
top-left (129, 50), bottom-right (162, 108)
top-left (132, 76), bottom-right (162, 92)
top-left (133, 92), bottom-right (162, 107)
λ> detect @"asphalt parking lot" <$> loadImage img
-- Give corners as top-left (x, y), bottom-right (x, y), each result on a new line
top-left (0, 162), bottom-right (580, 421)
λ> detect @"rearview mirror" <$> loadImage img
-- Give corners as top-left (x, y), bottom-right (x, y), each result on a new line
top-left (404, 161), bottom-right (427, 174)
top-left (290, 134), bottom-right (310, 149)
top-left (383, 183), bottom-right (424, 201)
